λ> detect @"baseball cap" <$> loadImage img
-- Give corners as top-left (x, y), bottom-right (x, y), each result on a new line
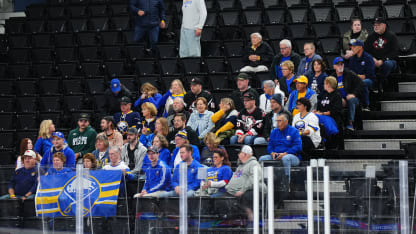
top-left (23, 150), bottom-right (36, 158)
top-left (111, 78), bottom-right (121, 93)
top-left (78, 113), bottom-right (90, 122)
top-left (147, 146), bottom-right (160, 153)
top-left (120, 96), bottom-right (131, 104)
top-left (374, 17), bottom-right (386, 24)
top-left (242, 91), bottom-right (256, 100)
top-left (349, 39), bottom-right (364, 47)
top-left (52, 131), bottom-right (65, 139)
top-left (190, 77), bottom-right (203, 86)
top-left (237, 145), bottom-right (253, 155)
top-left (333, 57), bottom-right (344, 65)
top-left (271, 93), bottom-right (283, 105)
top-left (127, 127), bottom-right (138, 135)
top-left (236, 72), bottom-right (251, 80)
top-left (294, 75), bottom-right (309, 85)
top-left (175, 130), bottom-right (188, 140)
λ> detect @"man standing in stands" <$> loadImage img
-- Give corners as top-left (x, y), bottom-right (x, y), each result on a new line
top-left (97, 116), bottom-right (123, 149)
top-left (230, 73), bottom-right (259, 111)
top-left (346, 39), bottom-right (375, 111)
top-left (129, 0), bottom-right (166, 55)
top-left (67, 113), bottom-right (97, 162)
top-left (184, 77), bottom-right (214, 113)
top-left (240, 32), bottom-right (274, 73)
top-left (332, 57), bottom-right (364, 131)
top-left (270, 39), bottom-right (301, 80)
top-left (364, 17), bottom-right (399, 92)
top-left (230, 91), bottom-right (265, 145)
top-left (167, 113), bottom-right (199, 146)
top-left (41, 132), bottom-right (76, 169)
top-left (179, 0), bottom-right (207, 57)
top-left (297, 42), bottom-right (322, 76)
top-left (114, 96), bottom-right (141, 140)
top-left (121, 128), bottom-right (147, 177)
top-left (102, 78), bottom-right (133, 115)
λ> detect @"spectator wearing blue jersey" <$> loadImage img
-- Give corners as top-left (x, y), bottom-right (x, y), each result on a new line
top-left (170, 130), bottom-right (200, 168)
top-left (138, 102), bottom-right (157, 146)
top-left (142, 134), bottom-right (171, 170)
top-left (34, 120), bottom-right (56, 156)
top-left (134, 146), bottom-right (171, 198)
top-left (199, 149), bottom-right (232, 197)
top-left (46, 152), bottom-right (73, 175)
top-left (134, 82), bottom-right (163, 111)
top-left (114, 96), bottom-right (141, 140)
top-left (41, 132), bottom-right (76, 170)
top-left (160, 145), bottom-right (203, 197)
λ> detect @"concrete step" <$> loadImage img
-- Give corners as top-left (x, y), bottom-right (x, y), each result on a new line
top-left (282, 200), bottom-right (324, 211)
top-left (380, 100), bottom-right (416, 112)
top-left (398, 82), bottom-right (416, 93)
top-left (325, 159), bottom-right (391, 172)
top-left (344, 139), bottom-right (416, 150)
top-left (363, 119), bottom-right (416, 131)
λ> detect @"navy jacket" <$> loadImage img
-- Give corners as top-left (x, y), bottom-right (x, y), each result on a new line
top-left (346, 51), bottom-right (376, 80)
top-left (130, 0), bottom-right (166, 26)
top-left (9, 167), bottom-right (38, 196)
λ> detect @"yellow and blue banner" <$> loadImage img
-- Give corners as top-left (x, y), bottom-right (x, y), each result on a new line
top-left (35, 170), bottom-right (122, 217)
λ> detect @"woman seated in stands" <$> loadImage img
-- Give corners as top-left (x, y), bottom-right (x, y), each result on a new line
top-left (15, 138), bottom-right (42, 170)
top-left (199, 149), bottom-right (233, 197)
top-left (200, 133), bottom-right (225, 166)
top-left (210, 98), bottom-right (238, 145)
top-left (292, 98), bottom-right (321, 152)
top-left (157, 79), bottom-right (186, 117)
top-left (314, 76), bottom-right (343, 149)
top-left (0, 150), bottom-right (38, 200)
top-left (91, 135), bottom-right (110, 169)
top-left (187, 97), bottom-right (214, 142)
top-left (307, 59), bottom-right (328, 95)
top-left (138, 102), bottom-right (158, 147)
top-left (278, 60), bottom-right (297, 99)
top-left (134, 82), bottom-right (162, 111)
top-left (34, 119), bottom-right (56, 156)
top-left (46, 152), bottom-right (72, 175)
top-left (140, 117), bottom-right (169, 148)
top-left (343, 17), bottom-right (368, 59)
top-left (83, 153), bottom-right (97, 170)
top-left (142, 134), bottom-right (171, 170)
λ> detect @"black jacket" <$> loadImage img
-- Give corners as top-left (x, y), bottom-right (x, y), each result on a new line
top-left (278, 76), bottom-right (297, 98)
top-left (230, 87), bottom-right (259, 112)
top-left (184, 89), bottom-right (214, 113)
top-left (270, 52), bottom-right (301, 79)
top-left (364, 30), bottom-right (399, 61)
top-left (242, 41), bottom-right (274, 67)
top-left (331, 68), bottom-right (364, 100)
top-left (166, 126), bottom-right (199, 147)
top-left (101, 85), bottom-right (132, 116)
top-left (317, 90), bottom-right (343, 127)
top-left (262, 109), bottom-right (292, 139)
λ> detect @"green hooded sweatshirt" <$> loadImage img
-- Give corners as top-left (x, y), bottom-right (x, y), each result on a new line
top-left (67, 125), bottom-right (97, 158)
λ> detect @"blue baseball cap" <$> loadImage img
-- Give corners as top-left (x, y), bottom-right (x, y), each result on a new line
top-left (333, 57), bottom-right (344, 65)
top-left (111, 78), bottom-right (121, 93)
top-left (52, 131), bottom-right (65, 139)
top-left (349, 39), bottom-right (364, 47)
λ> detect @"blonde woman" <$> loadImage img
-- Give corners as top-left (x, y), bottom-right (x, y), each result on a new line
top-left (157, 79), bottom-right (186, 117)
top-left (200, 132), bottom-right (225, 166)
top-left (134, 82), bottom-right (162, 109)
top-left (34, 120), bottom-right (56, 155)
top-left (138, 102), bottom-right (158, 147)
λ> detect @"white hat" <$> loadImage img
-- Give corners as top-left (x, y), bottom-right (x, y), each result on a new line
top-left (238, 145), bottom-right (253, 156)
top-left (23, 150), bottom-right (36, 158)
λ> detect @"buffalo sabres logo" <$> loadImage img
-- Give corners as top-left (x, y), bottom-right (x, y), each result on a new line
top-left (117, 121), bottom-right (129, 134)
top-left (58, 176), bottom-right (100, 216)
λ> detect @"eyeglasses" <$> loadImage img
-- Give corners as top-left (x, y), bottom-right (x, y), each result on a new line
top-left (280, 47), bottom-right (289, 50)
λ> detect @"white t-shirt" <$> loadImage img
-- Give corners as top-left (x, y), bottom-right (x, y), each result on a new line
top-left (102, 161), bottom-right (129, 170)
top-left (292, 112), bottom-right (321, 148)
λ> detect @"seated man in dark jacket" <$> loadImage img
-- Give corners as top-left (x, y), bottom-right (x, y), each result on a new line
top-left (240, 32), bottom-right (274, 73)
top-left (166, 113), bottom-right (199, 146)
top-left (270, 39), bottom-right (301, 80)
top-left (332, 57), bottom-right (364, 131)
top-left (263, 94), bottom-right (292, 142)
top-left (101, 79), bottom-right (133, 115)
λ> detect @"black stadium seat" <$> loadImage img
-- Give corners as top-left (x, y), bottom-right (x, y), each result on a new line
top-left (46, 19), bottom-right (67, 33)
top-left (81, 62), bottom-right (103, 77)
top-left (63, 79), bottom-right (84, 95)
top-left (202, 40), bottom-right (223, 57)
top-left (54, 33), bottom-right (76, 47)
top-left (102, 46), bottom-right (124, 61)
top-left (55, 47), bottom-right (78, 63)
top-left (0, 113), bottom-right (14, 130)
top-left (8, 34), bottom-right (30, 48)
top-left (288, 6), bottom-right (309, 23)
top-left (0, 80), bottom-right (15, 96)
top-left (206, 57), bottom-right (228, 74)
top-left (15, 80), bottom-right (37, 96)
top-left (39, 95), bottom-right (62, 112)
top-left (33, 63), bottom-right (56, 78)
top-left (101, 31), bottom-right (122, 45)
top-left (16, 96), bottom-right (38, 113)
top-left (16, 113), bottom-right (38, 130)
top-left (0, 131), bottom-right (14, 149)
top-left (181, 57), bottom-right (204, 75)
top-left (208, 73), bottom-right (229, 90)
top-left (47, 6), bottom-right (66, 19)
top-left (311, 6), bottom-right (333, 22)
top-left (0, 96), bottom-right (15, 113)
top-left (135, 59), bottom-right (158, 76)
top-left (88, 17), bottom-right (109, 31)
top-left (78, 46), bottom-right (101, 62)
top-left (31, 33), bottom-right (53, 48)
top-left (265, 8), bottom-right (286, 24)
top-left (242, 10), bottom-right (263, 25)
top-left (223, 40), bottom-right (244, 57)
top-left (86, 78), bottom-right (106, 95)
top-left (31, 48), bottom-right (54, 63)
top-left (335, 5), bottom-right (357, 21)
top-left (39, 79), bottom-right (60, 95)
top-left (8, 64), bottom-right (31, 79)
top-left (8, 48), bottom-right (30, 63)
top-left (218, 10), bottom-right (240, 26)
top-left (69, 17), bottom-right (88, 32)
top-left (159, 58), bottom-right (182, 76)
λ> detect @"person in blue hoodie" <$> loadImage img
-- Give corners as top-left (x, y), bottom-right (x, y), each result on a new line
top-left (34, 119), bottom-right (56, 156)
top-left (134, 146), bottom-right (171, 198)
top-left (142, 134), bottom-right (171, 169)
top-left (259, 113), bottom-right (302, 177)
top-left (46, 152), bottom-right (73, 175)
top-left (159, 144), bottom-right (203, 197)
top-left (286, 75), bottom-right (318, 117)
top-left (129, 0), bottom-right (166, 54)
top-left (169, 130), bottom-right (200, 169)
top-left (41, 132), bottom-right (76, 170)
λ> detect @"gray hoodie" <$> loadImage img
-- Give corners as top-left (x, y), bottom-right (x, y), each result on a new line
top-left (225, 157), bottom-right (266, 195)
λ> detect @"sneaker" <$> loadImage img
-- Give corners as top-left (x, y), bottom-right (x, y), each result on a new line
top-left (346, 124), bottom-right (354, 131)
top-left (133, 193), bottom-right (141, 198)
top-left (362, 106), bottom-right (370, 112)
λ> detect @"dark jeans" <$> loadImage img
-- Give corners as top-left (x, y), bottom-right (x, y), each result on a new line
top-left (133, 24), bottom-right (160, 52)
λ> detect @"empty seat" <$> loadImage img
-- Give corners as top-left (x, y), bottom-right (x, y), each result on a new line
top-left (104, 61), bottom-right (131, 77)
top-left (66, 5), bottom-right (88, 18)
top-left (0, 97), bottom-right (15, 112)
top-left (69, 18), bottom-right (88, 32)
top-left (385, 19), bottom-right (412, 34)
top-left (335, 5), bottom-right (356, 21)
top-left (122, 30), bottom-right (136, 45)
top-left (228, 57), bottom-right (244, 74)
top-left (33, 63), bottom-right (57, 78)
top-left (58, 62), bottom-right (81, 79)
top-left (39, 95), bottom-right (61, 112)
top-left (0, 131), bottom-right (14, 149)
top-left (47, 6), bottom-right (66, 19)
top-left (288, 7), bottom-right (309, 23)
top-left (25, 5), bottom-right (45, 19)
top-left (88, 17), bottom-right (109, 31)
top-left (46, 19), bottom-right (67, 33)
top-left (397, 34), bottom-right (416, 55)
top-left (204, 12), bottom-right (218, 27)
top-left (265, 8), bottom-right (286, 24)
top-left (202, 40), bottom-right (223, 57)
top-left (32, 48), bottom-right (54, 62)
top-left (218, 10), bottom-right (240, 26)
top-left (81, 62), bottom-right (103, 77)
top-left (218, 26), bottom-right (242, 40)
top-left (110, 16), bottom-right (131, 30)
top-left (63, 79), bottom-right (84, 95)
top-left (311, 6), bottom-right (333, 22)
top-left (8, 34), bottom-right (30, 48)
top-left (319, 37), bottom-right (341, 54)
top-left (0, 81), bottom-right (14, 96)
top-left (208, 74), bottom-right (229, 90)
top-left (201, 26), bottom-right (218, 41)
top-left (359, 3), bottom-right (381, 20)
top-left (86, 78), bottom-right (106, 95)
top-left (79, 46), bottom-right (101, 62)
top-left (384, 3), bottom-right (406, 18)
top-left (125, 45), bottom-right (146, 61)
top-left (8, 64), bottom-right (31, 79)
top-left (206, 57), bottom-right (228, 74)
top-left (8, 48), bottom-right (30, 63)
top-left (243, 10), bottom-right (263, 25)
top-left (288, 23), bottom-right (314, 38)
top-left (77, 32), bottom-right (99, 46)
top-left (312, 22), bottom-right (338, 37)
top-left (217, 0), bottom-right (237, 10)
top-left (25, 20), bottom-right (46, 33)
top-left (15, 80), bottom-right (37, 96)
top-left (5, 18), bottom-right (25, 34)
top-left (39, 79), bottom-right (60, 95)
top-left (101, 31), bottom-right (122, 45)
top-left (16, 96), bottom-right (38, 113)
top-left (31, 33), bottom-right (53, 48)
top-left (264, 24), bottom-right (287, 40)
top-left (55, 47), bottom-right (78, 63)
top-left (54, 33), bottom-right (75, 47)
top-left (118, 77), bottom-right (136, 94)
top-left (109, 4), bottom-right (129, 16)
top-left (102, 46), bottom-right (124, 61)
top-left (159, 58), bottom-right (181, 75)
top-left (223, 40), bottom-right (244, 57)
top-left (135, 60), bottom-right (158, 76)
top-left (263, 0), bottom-right (279, 8)
top-left (181, 58), bottom-right (204, 75)
top-left (157, 43), bottom-right (178, 58)
top-left (16, 113), bottom-right (38, 130)
top-left (0, 113), bottom-right (14, 130)
top-left (89, 4), bottom-right (108, 16)
top-left (64, 95), bottom-right (85, 112)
